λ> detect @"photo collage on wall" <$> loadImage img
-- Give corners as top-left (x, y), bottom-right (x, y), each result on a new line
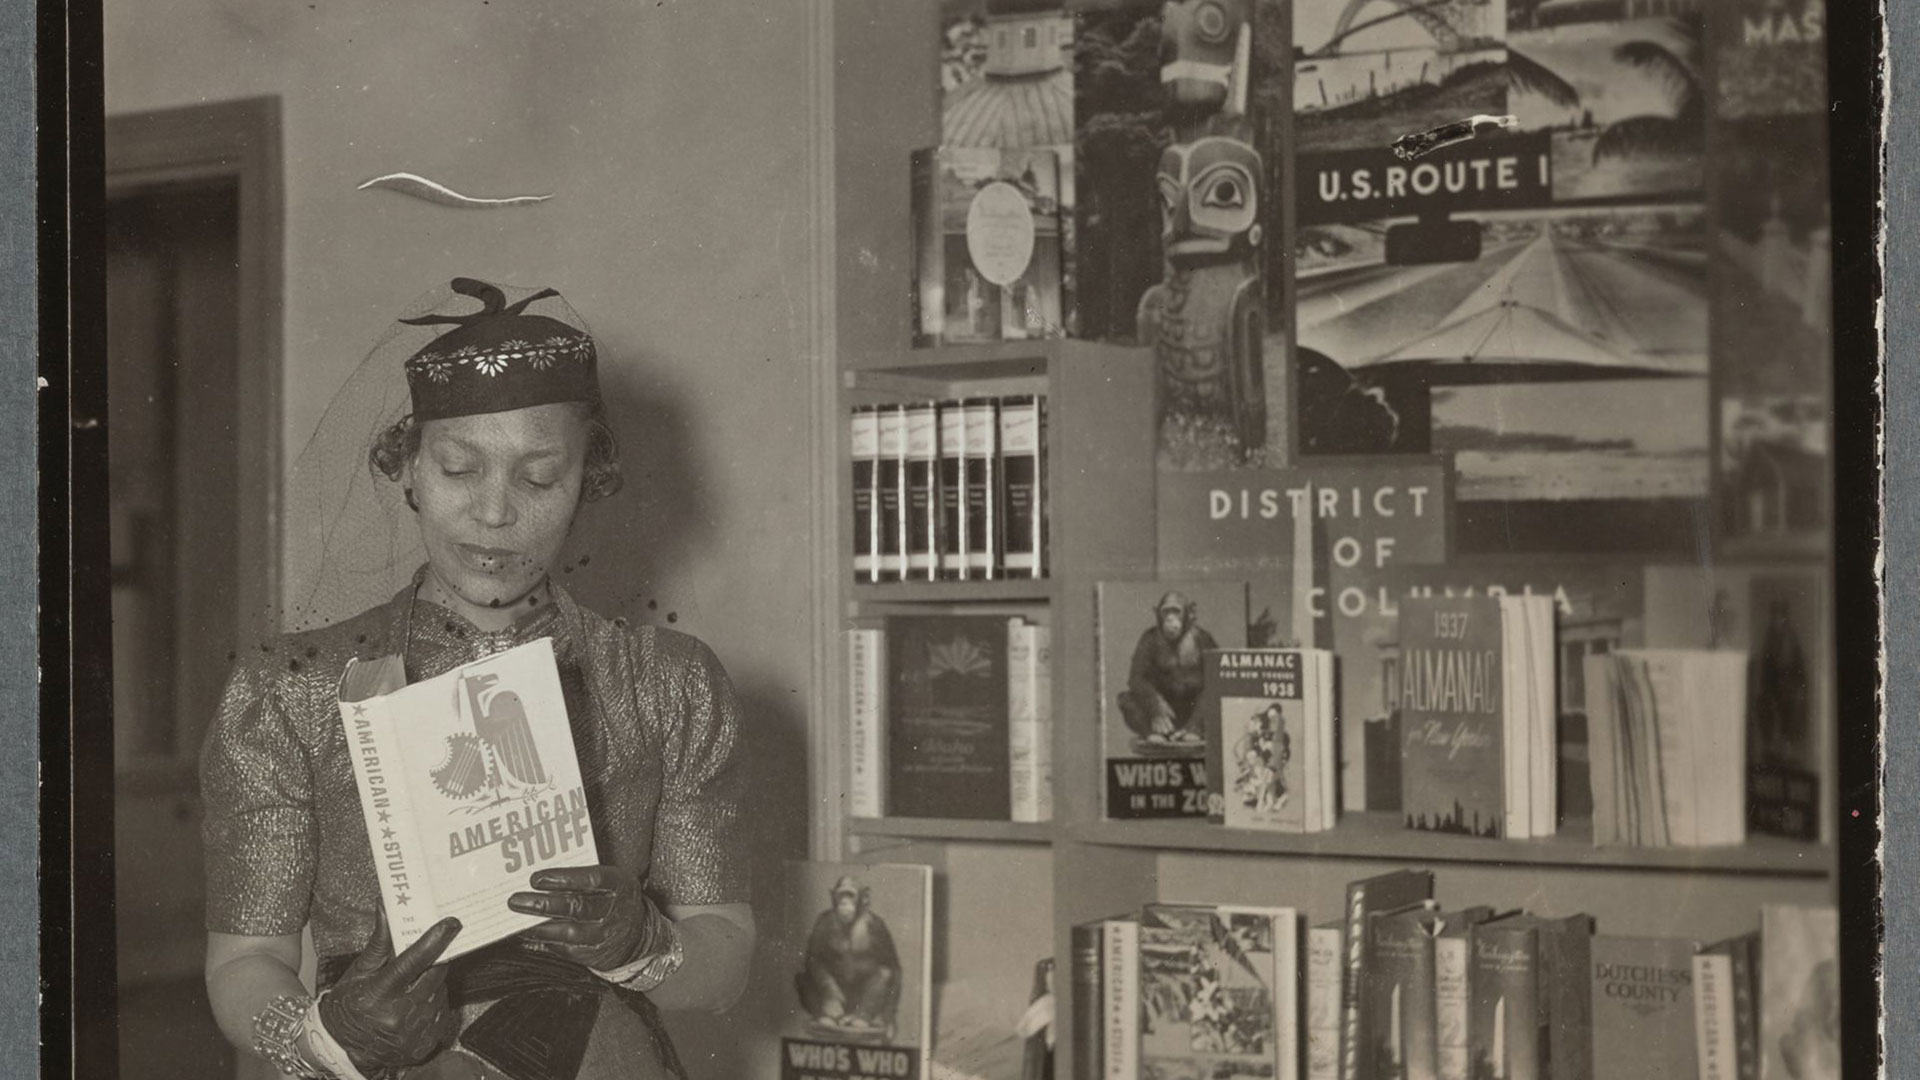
top-left (928, 0), bottom-right (1830, 555)
top-left (1069, 0), bottom-right (1294, 471)
top-left (918, 0), bottom-right (1834, 831)
top-left (1707, 0), bottom-right (1830, 553)
top-left (1293, 0), bottom-right (1726, 554)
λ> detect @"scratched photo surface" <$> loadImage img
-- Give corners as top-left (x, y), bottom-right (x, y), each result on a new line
top-left (1292, 0), bottom-right (1509, 155)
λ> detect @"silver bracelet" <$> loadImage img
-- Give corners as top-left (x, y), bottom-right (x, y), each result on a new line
top-left (596, 919), bottom-right (685, 993)
top-left (623, 923), bottom-right (686, 993)
top-left (253, 993), bottom-right (332, 1079)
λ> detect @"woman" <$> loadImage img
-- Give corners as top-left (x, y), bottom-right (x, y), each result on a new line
top-left (201, 278), bottom-right (754, 1080)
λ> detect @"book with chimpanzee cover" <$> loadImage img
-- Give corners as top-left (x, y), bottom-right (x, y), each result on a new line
top-left (1095, 579), bottom-right (1249, 820)
top-left (779, 861), bottom-right (934, 1080)
top-left (336, 638), bottom-right (599, 963)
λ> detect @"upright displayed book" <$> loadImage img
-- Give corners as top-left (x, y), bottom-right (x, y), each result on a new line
top-left (1200, 647), bottom-right (1337, 833)
top-left (1366, 906), bottom-right (1495, 1080)
top-left (852, 395), bottom-right (1052, 586)
top-left (1069, 921), bottom-right (1104, 1080)
top-left (938, 399), bottom-right (970, 580)
top-left (963, 397), bottom-right (1000, 580)
top-left (336, 639), bottom-right (600, 961)
top-left (1396, 595), bottom-right (1558, 841)
top-left (878, 405), bottom-right (908, 582)
top-left (1642, 565), bottom-right (1829, 842)
top-left (1306, 920), bottom-right (1345, 1080)
top-left (1340, 869), bottom-right (1435, 1080)
top-left (1435, 910), bottom-right (1495, 1080)
top-left (780, 862), bottom-right (934, 1080)
top-left (1467, 916), bottom-right (1539, 1080)
top-left (1139, 903), bottom-right (1301, 1080)
top-left (1695, 932), bottom-right (1762, 1080)
top-left (1096, 580), bottom-right (1250, 820)
top-left (1466, 913), bottom-right (1591, 1080)
top-left (1694, 948), bottom-right (1737, 1080)
top-left (1065, 913), bottom-right (1145, 1080)
top-left (1584, 650), bottom-right (1750, 847)
top-left (1759, 905), bottom-right (1838, 1080)
top-left (1590, 935), bottom-right (1700, 1080)
top-left (912, 145), bottom-right (1066, 346)
top-left (936, 1), bottom-right (1079, 338)
top-left (887, 615), bottom-right (1012, 820)
top-left (851, 406), bottom-right (880, 584)
top-left (1000, 394), bottom-right (1047, 579)
top-left (906, 401), bottom-right (942, 582)
top-left (846, 627), bottom-right (887, 819)
top-left (1103, 916), bottom-right (1140, 1080)
top-left (1008, 618), bottom-right (1054, 823)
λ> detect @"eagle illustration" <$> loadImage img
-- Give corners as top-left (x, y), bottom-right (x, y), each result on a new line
top-left (430, 672), bottom-right (549, 803)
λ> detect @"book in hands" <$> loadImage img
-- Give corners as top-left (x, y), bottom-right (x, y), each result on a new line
top-left (337, 638), bottom-right (600, 962)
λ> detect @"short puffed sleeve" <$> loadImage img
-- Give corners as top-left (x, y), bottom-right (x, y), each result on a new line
top-left (642, 631), bottom-right (751, 906)
top-left (200, 651), bottom-right (319, 936)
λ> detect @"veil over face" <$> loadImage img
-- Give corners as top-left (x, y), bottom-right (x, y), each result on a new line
top-left (281, 280), bottom-right (599, 634)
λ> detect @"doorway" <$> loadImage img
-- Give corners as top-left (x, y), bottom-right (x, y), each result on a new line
top-left (106, 96), bottom-right (281, 1080)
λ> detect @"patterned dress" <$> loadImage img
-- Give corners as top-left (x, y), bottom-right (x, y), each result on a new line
top-left (201, 576), bottom-right (749, 1079)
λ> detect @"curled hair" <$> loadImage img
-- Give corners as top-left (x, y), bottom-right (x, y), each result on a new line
top-left (368, 400), bottom-right (624, 502)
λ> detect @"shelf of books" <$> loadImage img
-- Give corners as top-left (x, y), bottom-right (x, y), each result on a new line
top-left (814, 2), bottom-right (1844, 1078)
top-left (1060, 816), bottom-right (1828, 876)
top-left (849, 816), bottom-right (1057, 845)
top-left (839, 340), bottom-right (1158, 835)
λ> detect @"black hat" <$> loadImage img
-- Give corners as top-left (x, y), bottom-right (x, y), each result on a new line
top-left (400, 278), bottom-right (600, 422)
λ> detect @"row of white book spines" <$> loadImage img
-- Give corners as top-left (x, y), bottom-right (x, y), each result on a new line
top-left (844, 623), bottom-right (1053, 823)
top-left (849, 395), bottom-right (1048, 584)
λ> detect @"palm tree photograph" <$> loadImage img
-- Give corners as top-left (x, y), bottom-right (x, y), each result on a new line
top-left (1507, 12), bottom-right (1705, 201)
top-left (1291, 0), bottom-right (1510, 155)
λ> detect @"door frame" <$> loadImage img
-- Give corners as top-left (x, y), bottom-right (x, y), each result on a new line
top-left (106, 96), bottom-right (282, 788)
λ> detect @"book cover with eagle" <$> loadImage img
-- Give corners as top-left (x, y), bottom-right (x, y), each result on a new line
top-left (337, 638), bottom-right (599, 961)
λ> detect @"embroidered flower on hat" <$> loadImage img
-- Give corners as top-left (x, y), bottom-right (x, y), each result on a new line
top-left (400, 278), bottom-right (601, 421)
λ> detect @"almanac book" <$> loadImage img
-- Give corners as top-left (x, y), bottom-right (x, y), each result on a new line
top-left (336, 638), bottom-right (600, 962)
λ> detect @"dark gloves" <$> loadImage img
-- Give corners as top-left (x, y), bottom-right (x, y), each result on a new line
top-left (317, 913), bottom-right (463, 1073)
top-left (507, 865), bottom-right (673, 973)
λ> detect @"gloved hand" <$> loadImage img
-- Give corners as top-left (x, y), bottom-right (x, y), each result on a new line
top-left (317, 912), bottom-right (463, 1073)
top-left (507, 865), bottom-right (674, 972)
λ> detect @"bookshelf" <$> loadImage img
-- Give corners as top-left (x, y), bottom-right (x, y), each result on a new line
top-left (823, 5), bottom-right (1840, 1079)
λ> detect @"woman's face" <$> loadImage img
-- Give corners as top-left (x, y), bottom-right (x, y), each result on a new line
top-left (406, 403), bottom-right (589, 618)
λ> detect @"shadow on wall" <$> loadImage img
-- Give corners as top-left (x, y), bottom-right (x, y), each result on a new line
top-left (665, 678), bottom-right (814, 1077)
top-left (562, 346), bottom-right (817, 1076)
top-left (560, 340), bottom-right (715, 616)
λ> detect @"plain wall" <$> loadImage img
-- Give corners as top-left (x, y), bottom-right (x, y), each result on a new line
top-left (106, 2), bottom-right (824, 1074)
